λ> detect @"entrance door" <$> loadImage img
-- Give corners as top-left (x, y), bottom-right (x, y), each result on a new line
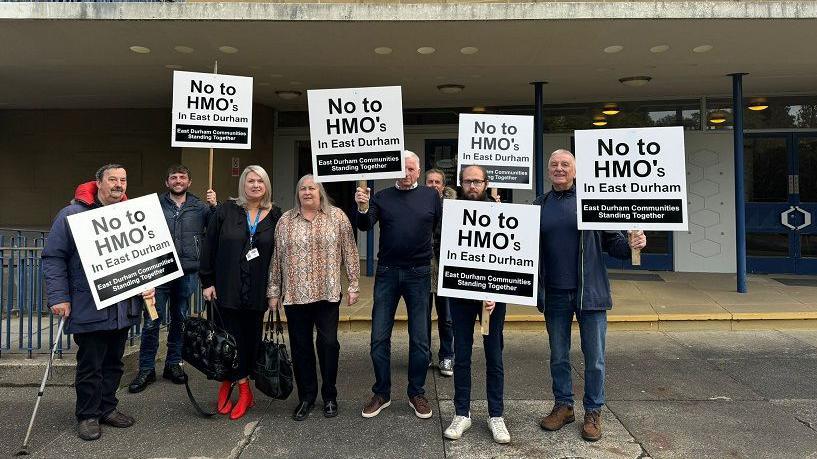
top-left (745, 133), bottom-right (817, 274)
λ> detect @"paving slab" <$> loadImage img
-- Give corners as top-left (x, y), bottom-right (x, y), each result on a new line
top-left (439, 400), bottom-right (643, 459)
top-left (665, 330), bottom-right (817, 359)
top-left (781, 329), bottom-right (817, 348)
top-left (0, 386), bottom-right (75, 458)
top-left (710, 357), bottom-right (817, 399)
top-left (608, 400), bottom-right (817, 459)
top-left (603, 331), bottom-right (699, 360)
top-left (770, 399), bottom-right (817, 433)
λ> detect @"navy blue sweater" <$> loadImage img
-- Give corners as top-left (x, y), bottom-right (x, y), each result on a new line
top-left (357, 185), bottom-right (442, 267)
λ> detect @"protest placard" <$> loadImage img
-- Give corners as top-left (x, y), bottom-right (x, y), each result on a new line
top-left (307, 86), bottom-right (405, 182)
top-left (457, 114), bottom-right (533, 189)
top-left (575, 126), bottom-right (688, 231)
top-left (171, 70), bottom-right (253, 149)
top-left (437, 200), bottom-right (540, 306)
top-left (67, 194), bottom-right (183, 309)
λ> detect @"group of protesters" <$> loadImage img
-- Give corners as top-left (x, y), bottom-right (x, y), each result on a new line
top-left (43, 149), bottom-right (646, 444)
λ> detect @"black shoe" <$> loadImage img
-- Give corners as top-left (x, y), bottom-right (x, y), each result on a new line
top-left (162, 363), bottom-right (188, 384)
top-left (292, 401), bottom-right (315, 421)
top-left (77, 418), bottom-right (101, 441)
top-left (101, 410), bottom-right (135, 428)
top-left (128, 369), bottom-right (156, 393)
top-left (323, 400), bottom-right (338, 418)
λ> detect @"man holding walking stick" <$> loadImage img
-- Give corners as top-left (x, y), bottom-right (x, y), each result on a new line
top-left (42, 164), bottom-right (154, 441)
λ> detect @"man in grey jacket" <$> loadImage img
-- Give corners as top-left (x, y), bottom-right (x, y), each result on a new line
top-left (43, 164), bottom-right (155, 441)
top-left (129, 164), bottom-right (217, 392)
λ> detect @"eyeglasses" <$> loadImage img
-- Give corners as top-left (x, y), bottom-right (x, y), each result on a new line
top-left (462, 179), bottom-right (486, 187)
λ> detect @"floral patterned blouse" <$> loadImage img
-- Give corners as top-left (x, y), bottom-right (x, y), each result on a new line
top-left (267, 206), bottom-right (360, 305)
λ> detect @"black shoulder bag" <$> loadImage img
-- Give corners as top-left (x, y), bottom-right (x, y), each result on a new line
top-left (254, 308), bottom-right (294, 400)
top-left (181, 299), bottom-right (240, 416)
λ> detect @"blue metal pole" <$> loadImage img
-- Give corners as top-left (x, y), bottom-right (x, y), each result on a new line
top-left (532, 82), bottom-right (546, 197)
top-left (366, 179), bottom-right (375, 277)
top-left (730, 73), bottom-right (748, 293)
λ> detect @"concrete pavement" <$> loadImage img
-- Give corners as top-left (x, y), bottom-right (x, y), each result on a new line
top-left (2, 329), bottom-right (817, 458)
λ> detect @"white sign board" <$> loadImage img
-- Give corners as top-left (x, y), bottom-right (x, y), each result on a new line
top-left (171, 71), bottom-right (253, 149)
top-left (575, 126), bottom-right (688, 231)
top-left (67, 194), bottom-right (184, 310)
top-left (307, 86), bottom-right (405, 182)
top-left (457, 114), bottom-right (533, 189)
top-left (437, 200), bottom-right (540, 306)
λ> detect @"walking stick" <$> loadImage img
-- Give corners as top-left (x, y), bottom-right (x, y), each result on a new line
top-left (16, 316), bottom-right (66, 456)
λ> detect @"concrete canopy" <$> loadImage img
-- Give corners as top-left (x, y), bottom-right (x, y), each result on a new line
top-left (1, 1), bottom-right (816, 110)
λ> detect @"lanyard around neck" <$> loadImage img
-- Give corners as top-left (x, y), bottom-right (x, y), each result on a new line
top-left (247, 209), bottom-right (261, 243)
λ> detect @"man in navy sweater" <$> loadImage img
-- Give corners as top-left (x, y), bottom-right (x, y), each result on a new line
top-left (536, 149), bottom-right (646, 442)
top-left (355, 150), bottom-right (442, 420)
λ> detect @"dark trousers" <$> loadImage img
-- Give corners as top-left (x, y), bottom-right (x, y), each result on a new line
top-left (73, 328), bottom-right (130, 420)
top-left (450, 299), bottom-right (506, 418)
top-left (217, 308), bottom-right (265, 381)
top-left (138, 273), bottom-right (194, 370)
top-left (370, 264), bottom-right (431, 399)
top-left (426, 292), bottom-right (454, 362)
top-left (284, 300), bottom-right (341, 403)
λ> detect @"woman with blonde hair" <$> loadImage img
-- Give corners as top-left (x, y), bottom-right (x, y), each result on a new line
top-left (268, 174), bottom-right (360, 420)
top-left (199, 165), bottom-right (282, 420)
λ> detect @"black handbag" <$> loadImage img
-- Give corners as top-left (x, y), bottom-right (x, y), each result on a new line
top-left (254, 308), bottom-right (294, 400)
top-left (181, 300), bottom-right (240, 416)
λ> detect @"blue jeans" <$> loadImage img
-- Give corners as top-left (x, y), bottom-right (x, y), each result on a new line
top-left (370, 264), bottom-right (431, 399)
top-left (427, 293), bottom-right (454, 362)
top-left (544, 288), bottom-right (607, 412)
top-left (450, 298), bottom-right (505, 417)
top-left (138, 273), bottom-right (194, 370)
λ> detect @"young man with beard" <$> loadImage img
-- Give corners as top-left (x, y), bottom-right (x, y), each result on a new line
top-left (443, 165), bottom-right (510, 445)
top-left (128, 164), bottom-right (218, 392)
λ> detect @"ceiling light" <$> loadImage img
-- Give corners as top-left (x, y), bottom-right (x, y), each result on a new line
top-left (374, 47), bottom-right (392, 55)
top-left (602, 103), bottom-right (620, 116)
top-left (592, 115), bottom-right (608, 127)
top-left (650, 45), bottom-right (670, 53)
top-left (437, 84), bottom-right (464, 94)
top-left (174, 45), bottom-right (194, 54)
top-left (460, 47), bottom-right (479, 55)
top-left (709, 111), bottom-right (727, 124)
top-left (619, 76), bottom-right (652, 87)
top-left (276, 91), bottom-right (302, 100)
top-left (472, 106), bottom-right (486, 113)
top-left (129, 46), bottom-right (151, 54)
top-left (417, 47), bottom-right (436, 55)
top-left (218, 46), bottom-right (239, 54)
top-left (692, 44), bottom-right (713, 53)
top-left (748, 98), bottom-right (769, 111)
top-left (165, 64), bottom-right (184, 70)
top-left (604, 45), bottom-right (623, 54)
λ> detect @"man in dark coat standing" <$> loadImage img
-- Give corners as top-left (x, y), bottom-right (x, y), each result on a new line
top-left (42, 164), bottom-right (155, 441)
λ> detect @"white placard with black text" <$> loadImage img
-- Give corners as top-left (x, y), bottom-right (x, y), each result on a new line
top-left (171, 71), bottom-right (253, 149)
top-left (307, 86), bottom-right (405, 182)
top-left (437, 200), bottom-right (540, 306)
top-left (575, 126), bottom-right (688, 231)
top-left (457, 114), bottom-right (533, 189)
top-left (67, 194), bottom-right (184, 310)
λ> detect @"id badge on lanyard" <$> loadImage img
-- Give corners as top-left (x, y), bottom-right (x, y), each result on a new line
top-left (246, 210), bottom-right (261, 261)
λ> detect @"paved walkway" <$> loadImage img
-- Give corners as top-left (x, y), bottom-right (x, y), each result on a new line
top-left (3, 329), bottom-right (817, 458)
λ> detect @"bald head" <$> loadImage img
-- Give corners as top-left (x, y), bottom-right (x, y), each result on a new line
top-left (547, 149), bottom-right (576, 191)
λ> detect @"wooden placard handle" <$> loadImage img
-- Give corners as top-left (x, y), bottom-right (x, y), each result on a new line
top-left (144, 296), bottom-right (159, 321)
top-left (480, 301), bottom-right (490, 336)
top-left (357, 180), bottom-right (369, 212)
top-left (630, 230), bottom-right (643, 266)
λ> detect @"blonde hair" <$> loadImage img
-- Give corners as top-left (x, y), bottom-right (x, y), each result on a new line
top-left (233, 165), bottom-right (273, 210)
top-left (294, 174), bottom-right (333, 213)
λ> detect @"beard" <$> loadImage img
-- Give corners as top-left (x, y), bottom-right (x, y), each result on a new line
top-left (461, 189), bottom-right (486, 201)
top-left (169, 187), bottom-right (188, 196)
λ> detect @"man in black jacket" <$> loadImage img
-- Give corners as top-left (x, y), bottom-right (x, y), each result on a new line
top-left (129, 164), bottom-right (217, 392)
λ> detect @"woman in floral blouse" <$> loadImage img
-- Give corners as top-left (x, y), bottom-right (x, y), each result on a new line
top-left (267, 174), bottom-right (360, 421)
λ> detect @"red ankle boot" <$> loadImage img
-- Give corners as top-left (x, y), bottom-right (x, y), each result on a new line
top-left (229, 381), bottom-right (254, 420)
top-left (217, 381), bottom-right (234, 415)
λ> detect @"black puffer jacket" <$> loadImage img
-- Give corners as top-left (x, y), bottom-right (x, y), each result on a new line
top-left (160, 192), bottom-right (215, 273)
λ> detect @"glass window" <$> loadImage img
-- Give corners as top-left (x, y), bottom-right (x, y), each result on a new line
top-left (798, 137), bottom-right (817, 202)
top-left (744, 137), bottom-right (788, 203)
top-left (747, 233), bottom-right (789, 257)
top-left (802, 235), bottom-right (817, 258)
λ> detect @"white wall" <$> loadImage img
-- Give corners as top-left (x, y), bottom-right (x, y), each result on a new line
top-left (673, 131), bottom-right (737, 273)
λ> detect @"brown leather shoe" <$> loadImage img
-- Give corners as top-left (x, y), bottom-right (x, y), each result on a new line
top-left (77, 418), bottom-right (101, 441)
top-left (408, 395), bottom-right (433, 419)
top-left (100, 410), bottom-right (135, 428)
top-left (581, 411), bottom-right (602, 442)
top-left (361, 394), bottom-right (391, 418)
top-left (540, 404), bottom-right (575, 431)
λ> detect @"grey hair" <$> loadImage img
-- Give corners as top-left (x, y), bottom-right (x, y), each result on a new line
top-left (425, 168), bottom-right (446, 182)
top-left (404, 150), bottom-right (420, 165)
top-left (95, 164), bottom-right (125, 181)
top-left (549, 149), bottom-right (575, 162)
top-left (294, 174), bottom-right (332, 213)
top-left (233, 165), bottom-right (273, 210)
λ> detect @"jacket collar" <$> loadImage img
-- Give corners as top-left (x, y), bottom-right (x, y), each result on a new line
top-left (72, 181), bottom-right (128, 207)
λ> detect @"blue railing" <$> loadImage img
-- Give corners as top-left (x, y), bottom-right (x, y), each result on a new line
top-left (0, 228), bottom-right (204, 358)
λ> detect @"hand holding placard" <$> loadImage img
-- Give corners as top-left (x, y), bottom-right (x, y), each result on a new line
top-left (628, 229), bottom-right (646, 266)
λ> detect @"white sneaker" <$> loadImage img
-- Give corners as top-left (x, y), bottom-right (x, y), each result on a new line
top-left (439, 358), bottom-right (454, 377)
top-left (488, 416), bottom-right (511, 444)
top-left (443, 414), bottom-right (472, 440)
